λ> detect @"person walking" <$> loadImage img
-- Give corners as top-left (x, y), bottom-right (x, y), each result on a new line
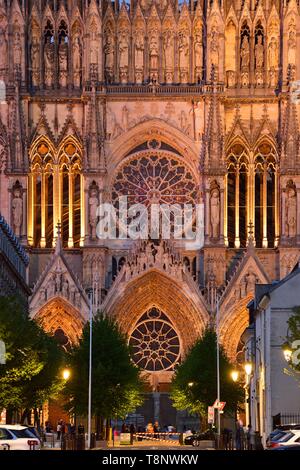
top-left (129, 424), bottom-right (135, 445)
top-left (56, 421), bottom-right (62, 441)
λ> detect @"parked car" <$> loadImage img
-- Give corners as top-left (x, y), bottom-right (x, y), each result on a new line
top-left (270, 430), bottom-right (300, 449)
top-left (184, 429), bottom-right (215, 446)
top-left (0, 425), bottom-right (41, 450)
top-left (271, 444), bottom-right (300, 451)
top-left (266, 429), bottom-right (287, 447)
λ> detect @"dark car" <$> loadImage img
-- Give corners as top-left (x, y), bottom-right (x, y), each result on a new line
top-left (184, 430), bottom-right (214, 446)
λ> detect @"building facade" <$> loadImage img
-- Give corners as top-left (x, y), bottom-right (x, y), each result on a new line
top-left (0, 0), bottom-right (300, 392)
top-left (247, 268), bottom-right (300, 445)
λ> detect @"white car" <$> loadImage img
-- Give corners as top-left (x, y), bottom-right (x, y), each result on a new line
top-left (273, 430), bottom-right (300, 448)
top-left (0, 424), bottom-right (41, 450)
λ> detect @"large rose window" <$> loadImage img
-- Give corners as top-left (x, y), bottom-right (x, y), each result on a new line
top-left (112, 152), bottom-right (197, 207)
top-left (129, 308), bottom-right (180, 371)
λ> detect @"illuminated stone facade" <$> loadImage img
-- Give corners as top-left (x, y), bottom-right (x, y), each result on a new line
top-left (1, 0), bottom-right (300, 387)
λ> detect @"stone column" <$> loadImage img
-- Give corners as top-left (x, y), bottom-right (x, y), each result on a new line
top-left (40, 171), bottom-right (46, 248)
top-left (80, 174), bottom-right (85, 247)
top-left (68, 171), bottom-right (74, 248)
top-left (235, 168), bottom-right (240, 248)
top-left (262, 167), bottom-right (268, 248)
top-left (27, 173), bottom-right (35, 246)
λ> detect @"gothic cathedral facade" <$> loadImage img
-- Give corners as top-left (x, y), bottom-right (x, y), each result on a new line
top-left (0, 0), bottom-right (300, 389)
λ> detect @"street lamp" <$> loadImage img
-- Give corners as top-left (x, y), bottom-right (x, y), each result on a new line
top-left (62, 368), bottom-right (71, 381)
top-left (283, 345), bottom-right (292, 362)
top-left (231, 370), bottom-right (239, 383)
top-left (188, 382), bottom-right (194, 387)
top-left (244, 362), bottom-right (253, 376)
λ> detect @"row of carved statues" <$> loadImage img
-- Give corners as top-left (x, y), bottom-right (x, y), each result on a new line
top-left (0, 21), bottom-right (293, 87)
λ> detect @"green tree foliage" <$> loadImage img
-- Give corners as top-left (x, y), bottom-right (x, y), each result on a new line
top-left (0, 296), bottom-right (64, 417)
top-left (170, 328), bottom-right (244, 418)
top-left (286, 306), bottom-right (300, 373)
top-left (63, 313), bottom-right (144, 419)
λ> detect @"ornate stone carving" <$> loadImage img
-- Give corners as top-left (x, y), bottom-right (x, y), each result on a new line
top-left (178, 30), bottom-right (189, 84)
top-left (72, 35), bottom-right (82, 87)
top-left (285, 183), bottom-right (297, 238)
top-left (240, 36), bottom-right (250, 69)
top-left (104, 31), bottom-right (114, 82)
top-left (210, 183), bottom-right (220, 239)
top-left (118, 31), bottom-right (129, 83)
top-left (255, 35), bottom-right (264, 70)
top-left (11, 183), bottom-right (22, 237)
top-left (194, 31), bottom-right (202, 82)
top-left (59, 37), bottom-right (68, 87)
top-left (163, 31), bottom-right (174, 83)
top-left (0, 25), bottom-right (7, 77)
top-left (31, 33), bottom-right (40, 86)
top-left (44, 36), bottom-right (54, 87)
top-left (13, 23), bottom-right (22, 70)
top-left (134, 31), bottom-right (144, 84)
top-left (149, 33), bottom-right (159, 82)
top-left (89, 185), bottom-right (99, 240)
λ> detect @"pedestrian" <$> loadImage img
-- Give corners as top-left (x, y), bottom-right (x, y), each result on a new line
top-left (61, 420), bottom-right (66, 436)
top-left (78, 423), bottom-right (84, 435)
top-left (129, 423), bottom-right (135, 445)
top-left (57, 422), bottom-right (61, 440)
top-left (235, 421), bottom-right (242, 450)
top-left (154, 421), bottom-right (160, 439)
top-left (146, 422), bottom-right (154, 434)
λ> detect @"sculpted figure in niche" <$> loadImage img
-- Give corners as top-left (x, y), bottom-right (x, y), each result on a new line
top-left (31, 34), bottom-right (40, 85)
top-left (149, 34), bottom-right (159, 72)
top-left (11, 186), bottom-right (22, 237)
top-left (0, 26), bottom-right (7, 74)
top-left (90, 25), bottom-right (99, 65)
top-left (163, 31), bottom-right (174, 70)
top-left (210, 29), bottom-right (219, 68)
top-left (194, 32), bottom-right (202, 68)
top-left (59, 37), bottom-right (68, 87)
top-left (210, 187), bottom-right (220, 239)
top-left (44, 36), bottom-right (54, 86)
top-left (13, 29), bottom-right (22, 68)
top-left (288, 29), bottom-right (296, 66)
top-left (135, 31), bottom-right (144, 70)
top-left (178, 31), bottom-right (189, 71)
top-left (268, 37), bottom-right (278, 69)
top-left (73, 35), bottom-right (82, 86)
top-left (241, 35), bottom-right (250, 69)
top-left (255, 35), bottom-right (264, 69)
top-left (119, 32), bottom-right (129, 69)
top-left (286, 185), bottom-right (297, 238)
top-left (89, 187), bottom-right (99, 239)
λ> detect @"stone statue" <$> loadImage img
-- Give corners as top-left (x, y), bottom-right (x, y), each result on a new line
top-left (59, 37), bottom-right (68, 87)
top-left (255, 35), bottom-right (264, 69)
top-left (118, 32), bottom-right (129, 81)
top-left (210, 187), bottom-right (220, 239)
top-left (89, 187), bottom-right (99, 239)
top-left (288, 30), bottom-right (296, 66)
top-left (73, 36), bottom-right (81, 87)
top-left (178, 31), bottom-right (189, 73)
top-left (210, 30), bottom-right (219, 67)
top-left (47, 275), bottom-right (56, 298)
top-left (246, 271), bottom-right (257, 293)
top-left (90, 26), bottom-right (99, 65)
top-left (241, 35), bottom-right (250, 69)
top-left (13, 30), bottom-right (22, 68)
top-left (194, 33), bottom-right (202, 69)
top-left (163, 31), bottom-right (174, 70)
top-left (44, 36), bottom-right (54, 87)
top-left (149, 35), bottom-right (158, 71)
top-left (122, 105), bottom-right (129, 131)
top-left (104, 33), bottom-right (114, 70)
top-left (31, 35), bottom-right (40, 86)
top-left (268, 37), bottom-right (278, 69)
top-left (0, 26), bottom-right (7, 74)
top-left (62, 277), bottom-right (69, 299)
top-left (135, 32), bottom-right (144, 70)
top-left (286, 186), bottom-right (297, 238)
top-left (11, 186), bottom-right (22, 237)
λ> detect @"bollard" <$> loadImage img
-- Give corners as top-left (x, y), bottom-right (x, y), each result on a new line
top-left (90, 432), bottom-right (96, 449)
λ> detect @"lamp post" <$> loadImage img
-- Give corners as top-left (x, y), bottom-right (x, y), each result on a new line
top-left (216, 293), bottom-right (221, 438)
top-left (87, 288), bottom-right (93, 450)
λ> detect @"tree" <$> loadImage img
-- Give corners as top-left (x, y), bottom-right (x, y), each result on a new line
top-left (0, 296), bottom-right (64, 423)
top-left (285, 307), bottom-right (300, 377)
top-left (63, 313), bottom-right (144, 424)
top-left (170, 328), bottom-right (244, 421)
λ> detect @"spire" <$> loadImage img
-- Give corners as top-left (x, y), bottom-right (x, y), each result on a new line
top-left (281, 82), bottom-right (300, 168)
top-left (10, 79), bottom-right (26, 171)
top-left (86, 83), bottom-right (106, 172)
top-left (204, 67), bottom-right (224, 169)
